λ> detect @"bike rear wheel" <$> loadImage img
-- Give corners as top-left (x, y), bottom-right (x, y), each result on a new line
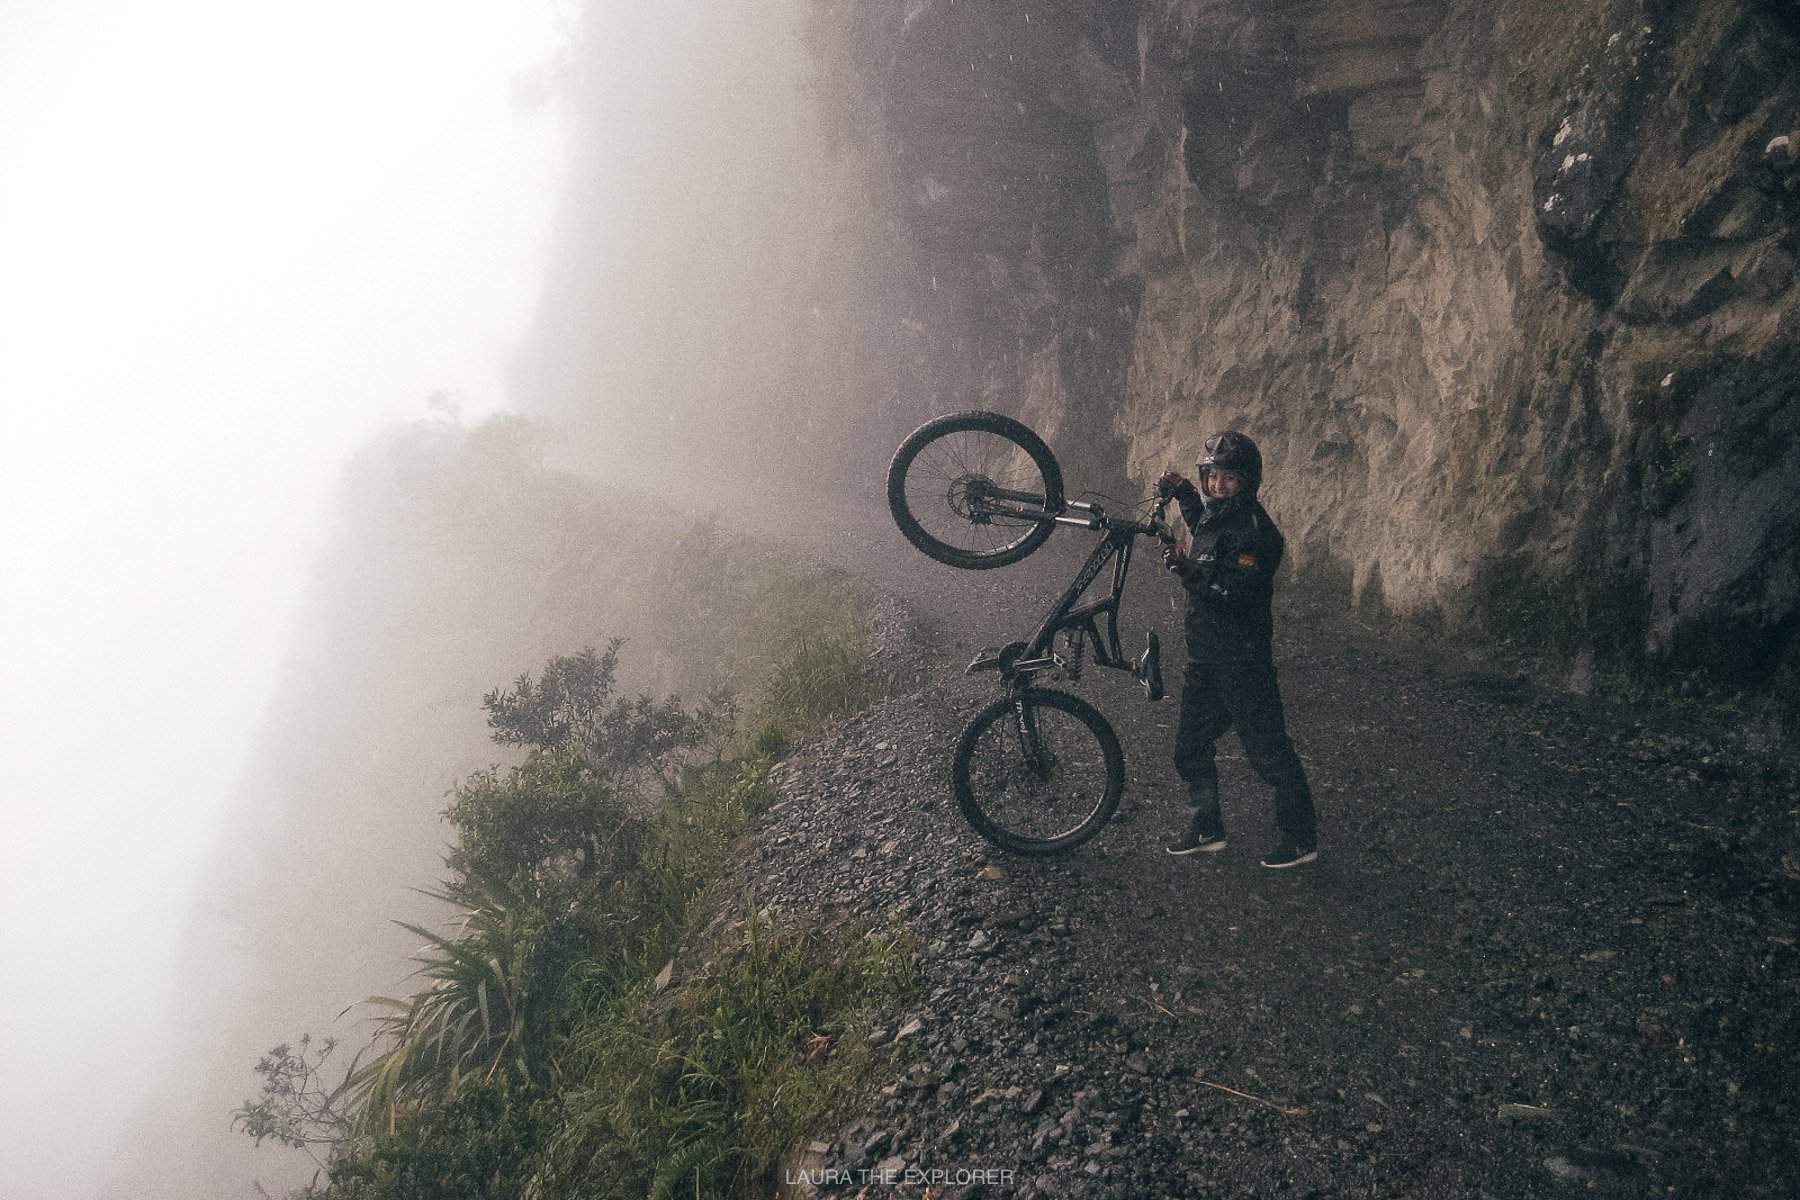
top-left (952, 688), bottom-right (1123, 855)
top-left (887, 411), bottom-right (1065, 569)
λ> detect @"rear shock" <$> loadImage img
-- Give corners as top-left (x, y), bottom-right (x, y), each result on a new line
top-left (1059, 628), bottom-right (1087, 680)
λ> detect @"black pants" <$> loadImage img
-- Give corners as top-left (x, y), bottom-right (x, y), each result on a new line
top-left (1172, 656), bottom-right (1317, 845)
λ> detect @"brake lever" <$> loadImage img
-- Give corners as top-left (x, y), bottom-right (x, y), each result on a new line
top-left (1150, 495), bottom-right (1175, 542)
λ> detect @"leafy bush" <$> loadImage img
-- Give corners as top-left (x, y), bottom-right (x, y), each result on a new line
top-left (235, 1036), bottom-right (356, 1167)
top-left (444, 751), bottom-right (649, 891)
top-left (240, 617), bottom-right (904, 1200)
top-left (321, 1082), bottom-right (553, 1200)
top-left (482, 640), bottom-right (731, 805)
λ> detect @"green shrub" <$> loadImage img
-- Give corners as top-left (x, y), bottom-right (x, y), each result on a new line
top-left (242, 617), bottom-right (899, 1198)
top-left (482, 640), bottom-right (732, 806)
top-left (444, 751), bottom-right (648, 891)
top-left (321, 1082), bottom-right (553, 1200)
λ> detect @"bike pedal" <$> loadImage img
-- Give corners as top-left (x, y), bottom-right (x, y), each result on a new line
top-left (967, 640), bottom-right (1027, 676)
top-left (1136, 631), bottom-right (1164, 701)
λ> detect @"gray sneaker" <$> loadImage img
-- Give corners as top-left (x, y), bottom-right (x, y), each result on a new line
top-left (1166, 810), bottom-right (1228, 856)
top-left (1167, 831), bottom-right (1228, 856)
top-left (1259, 842), bottom-right (1318, 869)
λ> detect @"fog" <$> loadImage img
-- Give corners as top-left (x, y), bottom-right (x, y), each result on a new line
top-left (0, 0), bottom-right (863, 1195)
top-left (0, 4), bottom-right (563, 1196)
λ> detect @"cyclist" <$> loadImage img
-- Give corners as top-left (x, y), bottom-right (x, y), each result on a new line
top-left (1156, 431), bottom-right (1318, 868)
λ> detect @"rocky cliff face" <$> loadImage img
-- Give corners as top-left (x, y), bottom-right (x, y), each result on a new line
top-left (796, 0), bottom-right (1799, 690)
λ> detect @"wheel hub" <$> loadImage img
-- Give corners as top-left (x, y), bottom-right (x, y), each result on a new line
top-left (946, 475), bottom-right (996, 525)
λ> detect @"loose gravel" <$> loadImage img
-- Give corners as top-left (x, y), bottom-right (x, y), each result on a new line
top-left (696, 495), bottom-right (1800, 1199)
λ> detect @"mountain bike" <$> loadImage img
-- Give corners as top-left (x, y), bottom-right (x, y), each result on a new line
top-left (887, 411), bottom-right (1172, 854)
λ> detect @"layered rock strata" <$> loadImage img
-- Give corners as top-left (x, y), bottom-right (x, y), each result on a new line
top-left (800, 0), bottom-right (1799, 685)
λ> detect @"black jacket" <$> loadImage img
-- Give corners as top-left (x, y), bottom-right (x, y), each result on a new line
top-left (1172, 486), bottom-right (1285, 661)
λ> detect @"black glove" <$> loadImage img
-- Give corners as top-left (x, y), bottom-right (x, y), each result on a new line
top-left (1174, 548), bottom-right (1230, 600)
top-left (1156, 472), bottom-right (1190, 500)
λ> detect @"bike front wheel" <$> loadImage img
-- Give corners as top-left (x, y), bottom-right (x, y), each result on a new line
top-left (952, 688), bottom-right (1123, 855)
top-left (887, 411), bottom-right (1065, 569)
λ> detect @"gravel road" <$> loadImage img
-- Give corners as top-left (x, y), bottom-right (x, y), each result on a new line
top-left (699, 485), bottom-right (1800, 1199)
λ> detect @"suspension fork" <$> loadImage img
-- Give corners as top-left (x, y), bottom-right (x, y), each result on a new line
top-left (1009, 687), bottom-right (1052, 778)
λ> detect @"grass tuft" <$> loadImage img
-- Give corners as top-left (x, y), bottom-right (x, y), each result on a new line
top-left (540, 913), bottom-right (913, 1200)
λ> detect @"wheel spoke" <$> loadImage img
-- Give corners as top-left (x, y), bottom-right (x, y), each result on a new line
top-left (900, 428), bottom-right (1047, 555)
top-left (887, 412), bottom-right (1063, 570)
top-left (958, 694), bottom-right (1117, 849)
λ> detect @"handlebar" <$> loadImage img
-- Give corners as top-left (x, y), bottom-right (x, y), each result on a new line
top-left (1052, 495), bottom-right (1173, 539)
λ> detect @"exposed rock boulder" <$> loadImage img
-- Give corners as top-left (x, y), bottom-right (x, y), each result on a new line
top-left (801, 0), bottom-right (1800, 690)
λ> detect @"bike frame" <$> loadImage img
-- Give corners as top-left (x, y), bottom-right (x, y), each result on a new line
top-left (967, 499), bottom-right (1169, 689)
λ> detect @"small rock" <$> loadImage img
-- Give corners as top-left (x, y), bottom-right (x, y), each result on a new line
top-left (1544, 1155), bottom-right (1588, 1181)
top-left (1567, 648), bottom-right (1595, 695)
top-left (894, 1017), bottom-right (924, 1041)
top-left (1497, 1103), bottom-right (1556, 1123)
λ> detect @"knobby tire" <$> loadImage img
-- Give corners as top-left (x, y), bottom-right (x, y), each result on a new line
top-left (952, 688), bottom-right (1123, 854)
top-left (887, 411), bottom-right (1065, 569)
